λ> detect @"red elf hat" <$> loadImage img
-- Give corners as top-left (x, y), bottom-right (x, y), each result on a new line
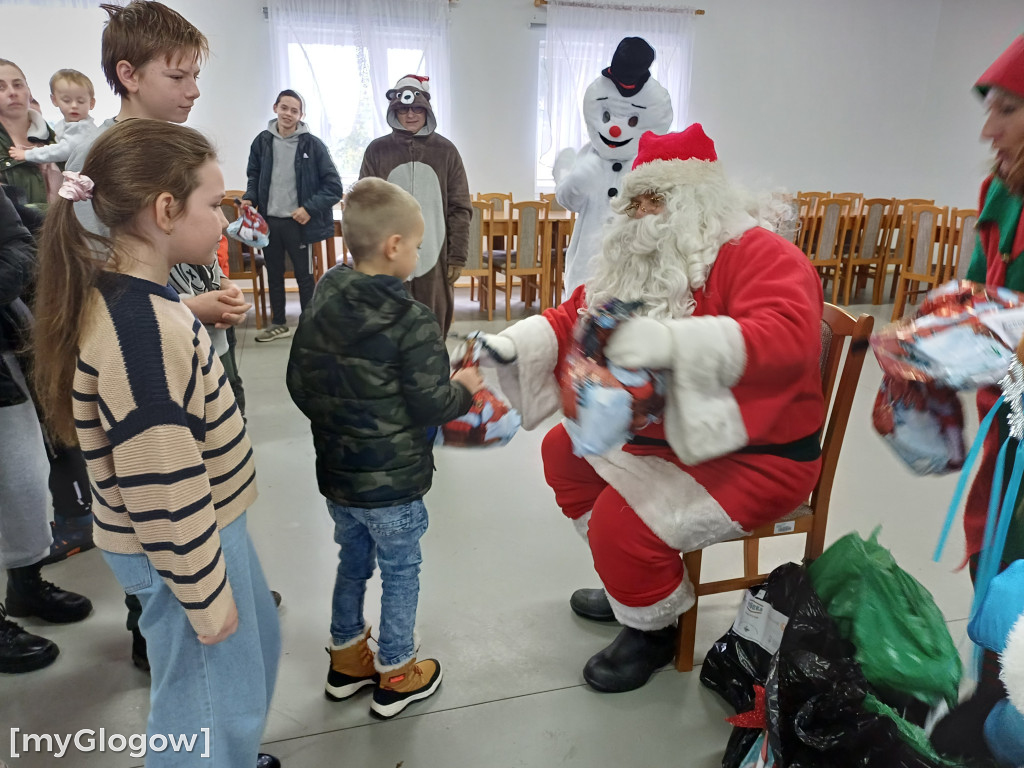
top-left (975, 35), bottom-right (1024, 100)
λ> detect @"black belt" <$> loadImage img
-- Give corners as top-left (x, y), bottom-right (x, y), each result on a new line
top-left (627, 430), bottom-right (822, 462)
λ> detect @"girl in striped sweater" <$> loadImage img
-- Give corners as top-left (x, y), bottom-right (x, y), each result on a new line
top-left (32, 119), bottom-right (280, 768)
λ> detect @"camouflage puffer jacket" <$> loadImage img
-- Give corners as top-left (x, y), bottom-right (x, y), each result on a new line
top-left (287, 265), bottom-right (472, 508)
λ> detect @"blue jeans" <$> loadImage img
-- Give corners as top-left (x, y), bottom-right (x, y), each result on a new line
top-left (103, 513), bottom-right (280, 767)
top-left (327, 499), bottom-right (428, 667)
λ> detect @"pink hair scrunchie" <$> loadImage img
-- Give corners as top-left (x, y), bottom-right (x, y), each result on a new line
top-left (58, 171), bottom-right (94, 202)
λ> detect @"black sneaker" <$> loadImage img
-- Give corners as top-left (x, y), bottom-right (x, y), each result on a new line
top-left (38, 516), bottom-right (95, 566)
top-left (0, 604), bottom-right (59, 674)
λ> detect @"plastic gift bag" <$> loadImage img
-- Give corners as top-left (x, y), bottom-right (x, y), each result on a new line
top-left (737, 731), bottom-right (775, 768)
top-left (437, 337), bottom-right (521, 448)
top-left (560, 300), bottom-right (666, 456)
top-left (871, 280), bottom-right (1024, 390)
top-left (872, 376), bottom-right (965, 475)
top-left (765, 565), bottom-right (965, 768)
top-left (807, 528), bottom-right (961, 709)
top-left (700, 563), bottom-right (805, 768)
top-left (226, 199), bottom-right (270, 249)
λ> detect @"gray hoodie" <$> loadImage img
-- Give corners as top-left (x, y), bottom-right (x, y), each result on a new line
top-left (266, 118), bottom-right (309, 218)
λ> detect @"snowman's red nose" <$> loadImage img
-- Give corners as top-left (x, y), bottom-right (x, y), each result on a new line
top-left (609, 125), bottom-right (622, 138)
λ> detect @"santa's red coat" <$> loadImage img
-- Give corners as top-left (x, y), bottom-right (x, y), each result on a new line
top-left (497, 225), bottom-right (826, 629)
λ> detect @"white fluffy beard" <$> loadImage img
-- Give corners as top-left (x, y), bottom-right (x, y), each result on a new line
top-left (586, 200), bottom-right (714, 320)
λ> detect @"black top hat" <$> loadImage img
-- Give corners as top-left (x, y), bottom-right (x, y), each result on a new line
top-left (601, 37), bottom-right (656, 97)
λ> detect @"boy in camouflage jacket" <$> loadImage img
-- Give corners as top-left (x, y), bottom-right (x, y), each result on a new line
top-left (287, 178), bottom-right (483, 719)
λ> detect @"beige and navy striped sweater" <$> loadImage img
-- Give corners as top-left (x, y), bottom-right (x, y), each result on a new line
top-left (73, 272), bottom-right (257, 635)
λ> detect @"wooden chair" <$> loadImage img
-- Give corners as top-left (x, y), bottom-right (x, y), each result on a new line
top-left (806, 197), bottom-right (854, 304)
top-left (946, 208), bottom-right (979, 283)
top-left (220, 195), bottom-right (267, 329)
top-left (891, 204), bottom-right (952, 321)
top-left (476, 192), bottom-right (513, 217)
top-left (492, 200), bottom-right (551, 321)
top-left (466, 201), bottom-right (495, 319)
top-left (675, 303), bottom-right (875, 671)
top-left (879, 198), bottom-right (936, 301)
top-left (795, 191), bottom-right (830, 254)
top-left (833, 192), bottom-right (864, 214)
top-left (841, 197), bottom-right (897, 305)
top-left (541, 192), bottom-right (576, 305)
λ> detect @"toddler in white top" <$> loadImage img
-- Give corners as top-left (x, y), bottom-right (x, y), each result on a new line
top-left (8, 69), bottom-right (97, 165)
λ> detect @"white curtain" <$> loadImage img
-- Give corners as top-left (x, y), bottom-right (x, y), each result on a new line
top-left (267, 0), bottom-right (450, 182)
top-left (538, 0), bottom-right (697, 186)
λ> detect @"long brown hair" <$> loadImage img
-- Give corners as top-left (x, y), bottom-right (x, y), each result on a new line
top-left (33, 119), bottom-right (217, 445)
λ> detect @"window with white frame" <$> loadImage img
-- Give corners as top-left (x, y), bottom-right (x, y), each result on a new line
top-left (267, 0), bottom-right (450, 188)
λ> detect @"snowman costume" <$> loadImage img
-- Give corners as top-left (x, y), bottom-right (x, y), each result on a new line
top-left (555, 37), bottom-right (673, 295)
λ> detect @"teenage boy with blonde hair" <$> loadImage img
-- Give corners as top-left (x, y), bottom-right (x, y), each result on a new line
top-left (287, 177), bottom-right (483, 719)
top-left (8, 69), bottom-right (96, 166)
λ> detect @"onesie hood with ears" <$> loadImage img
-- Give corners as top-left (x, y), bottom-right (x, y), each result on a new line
top-left (385, 74), bottom-right (437, 136)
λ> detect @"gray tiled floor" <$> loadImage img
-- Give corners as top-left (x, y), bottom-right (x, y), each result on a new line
top-left (0, 286), bottom-right (978, 767)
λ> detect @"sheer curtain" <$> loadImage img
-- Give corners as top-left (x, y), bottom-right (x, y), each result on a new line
top-left (538, 0), bottom-right (697, 188)
top-left (267, 0), bottom-right (450, 183)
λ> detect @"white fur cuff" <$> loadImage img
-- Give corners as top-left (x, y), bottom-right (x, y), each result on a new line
top-left (330, 624), bottom-right (371, 650)
top-left (1003, 614), bottom-right (1024, 716)
top-left (606, 576), bottom-right (694, 631)
top-left (571, 510), bottom-right (592, 543)
top-left (495, 316), bottom-right (561, 430)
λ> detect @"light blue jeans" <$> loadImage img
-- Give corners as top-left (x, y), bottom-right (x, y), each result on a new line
top-left (327, 499), bottom-right (428, 667)
top-left (103, 513), bottom-right (280, 767)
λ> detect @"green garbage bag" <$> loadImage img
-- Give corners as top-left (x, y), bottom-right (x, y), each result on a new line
top-left (808, 527), bottom-right (961, 708)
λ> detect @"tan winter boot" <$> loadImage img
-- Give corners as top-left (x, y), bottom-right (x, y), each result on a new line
top-left (370, 656), bottom-right (443, 719)
top-left (325, 626), bottom-right (378, 701)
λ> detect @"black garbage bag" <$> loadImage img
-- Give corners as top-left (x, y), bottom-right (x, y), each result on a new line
top-left (764, 565), bottom-right (963, 768)
top-left (700, 563), bottom-right (807, 768)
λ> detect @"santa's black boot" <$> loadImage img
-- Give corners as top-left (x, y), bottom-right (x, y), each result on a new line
top-left (5, 563), bottom-right (92, 623)
top-left (0, 603), bottom-right (59, 673)
top-left (569, 588), bottom-right (617, 622)
top-left (583, 625), bottom-right (676, 693)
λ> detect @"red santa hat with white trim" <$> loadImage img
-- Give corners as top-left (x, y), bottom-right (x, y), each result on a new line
top-left (620, 123), bottom-right (721, 200)
top-left (975, 35), bottom-right (1024, 100)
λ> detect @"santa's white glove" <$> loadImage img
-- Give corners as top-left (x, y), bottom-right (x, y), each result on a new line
top-left (452, 331), bottom-right (517, 367)
top-left (604, 317), bottom-right (673, 370)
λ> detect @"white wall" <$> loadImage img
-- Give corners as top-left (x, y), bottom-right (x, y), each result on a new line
top-left (5, 0), bottom-right (1022, 207)
top-left (3, 0), bottom-right (273, 187)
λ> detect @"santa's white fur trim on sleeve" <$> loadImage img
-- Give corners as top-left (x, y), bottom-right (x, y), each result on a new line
top-left (571, 510), bottom-right (592, 543)
top-left (607, 576), bottom-right (695, 631)
top-left (663, 315), bottom-right (748, 464)
top-left (586, 449), bottom-right (745, 552)
top-left (1003, 614), bottom-right (1024, 717)
top-left (495, 316), bottom-right (561, 430)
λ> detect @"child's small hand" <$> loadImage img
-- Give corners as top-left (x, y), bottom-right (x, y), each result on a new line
top-left (8, 146), bottom-right (26, 161)
top-left (197, 600), bottom-right (238, 645)
top-left (452, 365), bottom-right (485, 395)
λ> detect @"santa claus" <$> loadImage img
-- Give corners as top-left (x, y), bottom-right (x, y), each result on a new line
top-left (473, 125), bottom-right (825, 692)
top-left (555, 37), bottom-right (673, 296)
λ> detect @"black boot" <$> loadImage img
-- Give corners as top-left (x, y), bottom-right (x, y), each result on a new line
top-left (0, 603), bottom-right (59, 673)
top-left (569, 588), bottom-right (617, 622)
top-left (5, 563), bottom-right (92, 623)
top-left (256, 754), bottom-right (281, 767)
top-left (583, 625), bottom-right (676, 693)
